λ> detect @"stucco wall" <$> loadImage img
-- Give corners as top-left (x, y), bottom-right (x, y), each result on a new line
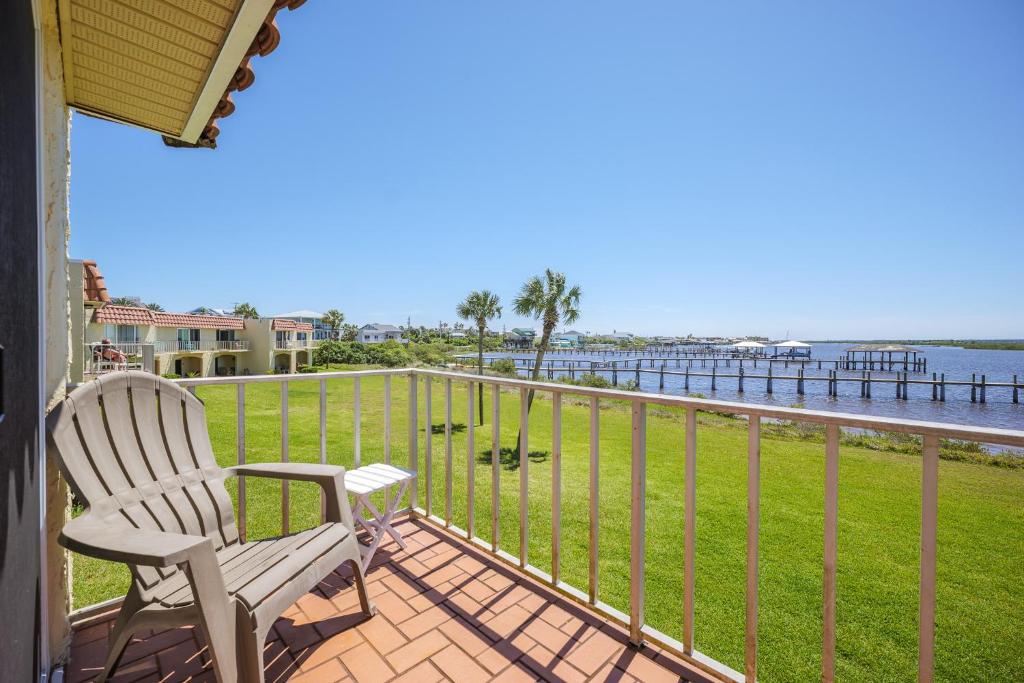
top-left (40, 0), bottom-right (72, 666)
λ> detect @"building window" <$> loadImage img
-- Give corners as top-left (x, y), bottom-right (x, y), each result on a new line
top-left (104, 324), bottom-right (139, 343)
top-left (216, 329), bottom-right (236, 342)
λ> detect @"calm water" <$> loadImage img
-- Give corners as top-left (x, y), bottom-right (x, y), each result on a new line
top-left (484, 343), bottom-right (1024, 433)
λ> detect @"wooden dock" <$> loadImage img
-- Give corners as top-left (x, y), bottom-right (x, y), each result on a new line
top-left (479, 358), bottom-right (1020, 404)
top-left (486, 353), bottom-right (928, 372)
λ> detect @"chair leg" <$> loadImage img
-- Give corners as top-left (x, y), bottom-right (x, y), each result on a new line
top-left (96, 589), bottom-right (144, 682)
top-left (347, 555), bottom-right (376, 617)
top-left (236, 613), bottom-right (269, 683)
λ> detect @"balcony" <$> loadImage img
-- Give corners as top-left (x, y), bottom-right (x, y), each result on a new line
top-left (156, 340), bottom-right (252, 353)
top-left (62, 369), bottom-right (1024, 682)
top-left (276, 338), bottom-right (316, 350)
top-left (66, 517), bottom-right (704, 682)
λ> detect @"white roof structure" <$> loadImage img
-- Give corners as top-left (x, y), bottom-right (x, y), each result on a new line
top-left (773, 340), bottom-right (811, 348)
top-left (273, 309), bottom-right (323, 319)
top-left (733, 340), bottom-right (766, 348)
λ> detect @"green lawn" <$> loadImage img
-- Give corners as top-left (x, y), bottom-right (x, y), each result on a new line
top-left (72, 371), bottom-right (1024, 682)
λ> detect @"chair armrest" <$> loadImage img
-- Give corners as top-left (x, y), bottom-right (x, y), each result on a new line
top-left (59, 513), bottom-right (211, 568)
top-left (226, 462), bottom-right (344, 483)
top-left (225, 462), bottom-right (356, 532)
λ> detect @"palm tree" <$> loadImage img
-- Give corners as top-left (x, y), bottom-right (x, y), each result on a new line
top-left (110, 296), bottom-right (140, 307)
top-left (321, 309), bottom-right (344, 340)
top-left (145, 302), bottom-right (164, 311)
top-left (513, 269), bottom-right (582, 419)
top-left (456, 290), bottom-right (502, 425)
top-left (233, 302), bottom-right (259, 319)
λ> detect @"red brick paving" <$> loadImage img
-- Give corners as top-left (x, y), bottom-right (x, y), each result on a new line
top-left (65, 518), bottom-right (716, 682)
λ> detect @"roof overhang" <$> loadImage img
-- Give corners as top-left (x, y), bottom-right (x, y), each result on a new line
top-left (58, 0), bottom-right (303, 147)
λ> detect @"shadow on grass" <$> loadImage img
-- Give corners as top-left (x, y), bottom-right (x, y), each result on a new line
top-left (478, 447), bottom-right (550, 470)
top-left (431, 423), bottom-right (467, 434)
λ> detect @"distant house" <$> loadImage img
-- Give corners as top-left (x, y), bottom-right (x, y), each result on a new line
top-left (273, 309), bottom-right (331, 340)
top-left (357, 323), bottom-right (407, 344)
top-left (450, 330), bottom-right (467, 339)
top-left (506, 328), bottom-right (536, 349)
top-left (553, 330), bottom-right (584, 347)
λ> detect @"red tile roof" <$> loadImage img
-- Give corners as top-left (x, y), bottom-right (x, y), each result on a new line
top-left (272, 319), bottom-right (313, 331)
top-left (163, 0), bottom-right (308, 149)
top-left (93, 305), bottom-right (245, 330)
top-left (82, 260), bottom-right (110, 303)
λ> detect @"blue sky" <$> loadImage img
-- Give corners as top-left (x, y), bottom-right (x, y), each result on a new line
top-left (70, 1), bottom-right (1023, 339)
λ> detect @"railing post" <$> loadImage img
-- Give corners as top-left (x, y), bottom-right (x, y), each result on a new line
top-left (353, 377), bottom-right (361, 467)
top-left (424, 377), bottom-right (432, 517)
top-left (683, 407), bottom-right (696, 654)
top-left (919, 434), bottom-right (939, 683)
top-left (236, 382), bottom-right (246, 543)
top-left (492, 384), bottom-right (500, 552)
top-left (823, 423), bottom-right (839, 682)
top-left (519, 387), bottom-right (529, 568)
top-left (467, 381), bottom-right (475, 539)
top-left (589, 396), bottom-right (600, 604)
top-left (280, 380), bottom-right (289, 535)
top-left (408, 372), bottom-right (418, 513)
top-left (745, 415), bottom-right (761, 681)
top-left (552, 391), bottom-right (562, 584)
top-left (629, 400), bottom-right (647, 645)
top-left (445, 378), bottom-right (453, 526)
top-left (319, 378), bottom-right (327, 523)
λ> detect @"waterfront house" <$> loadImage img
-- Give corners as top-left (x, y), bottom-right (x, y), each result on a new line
top-left (556, 330), bottom-right (586, 346)
top-left (357, 323), bottom-right (407, 344)
top-left (87, 305), bottom-right (248, 377)
top-left (273, 309), bottom-right (332, 340)
top-left (506, 327), bottom-right (537, 348)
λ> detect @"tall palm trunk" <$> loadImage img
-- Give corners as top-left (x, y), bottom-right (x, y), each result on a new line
top-left (477, 323), bottom-right (485, 425)
top-left (516, 326), bottom-right (553, 456)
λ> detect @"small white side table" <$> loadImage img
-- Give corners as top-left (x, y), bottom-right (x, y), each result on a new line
top-left (345, 463), bottom-right (416, 570)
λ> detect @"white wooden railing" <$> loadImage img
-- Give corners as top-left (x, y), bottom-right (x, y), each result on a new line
top-left (175, 367), bottom-right (1024, 683)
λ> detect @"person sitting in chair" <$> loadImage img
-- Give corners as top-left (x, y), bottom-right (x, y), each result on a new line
top-left (97, 338), bottom-right (127, 365)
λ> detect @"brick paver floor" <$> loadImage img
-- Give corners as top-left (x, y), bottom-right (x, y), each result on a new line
top-left (66, 518), bottom-right (717, 682)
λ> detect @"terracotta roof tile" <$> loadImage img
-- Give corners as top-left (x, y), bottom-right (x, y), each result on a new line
top-left (162, 0), bottom-right (308, 149)
top-left (93, 305), bottom-right (245, 330)
top-left (82, 260), bottom-right (110, 303)
top-left (272, 319), bottom-right (313, 331)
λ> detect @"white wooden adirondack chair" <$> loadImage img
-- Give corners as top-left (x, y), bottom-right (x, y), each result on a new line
top-left (47, 371), bottom-right (375, 682)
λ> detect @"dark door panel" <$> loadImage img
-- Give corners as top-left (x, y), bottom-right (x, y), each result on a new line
top-left (0, 0), bottom-right (43, 679)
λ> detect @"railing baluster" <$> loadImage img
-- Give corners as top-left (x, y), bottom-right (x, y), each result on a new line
top-left (629, 400), bottom-right (647, 645)
top-left (519, 387), bottom-right (529, 568)
top-left (445, 378), bottom-right (453, 526)
top-left (281, 380), bottom-right (289, 535)
top-left (236, 382), bottom-right (246, 543)
top-left (492, 384), bottom-right (500, 552)
top-left (552, 391), bottom-right (562, 585)
top-left (353, 377), bottom-right (361, 468)
top-left (319, 378), bottom-right (327, 523)
top-left (408, 372), bottom-right (418, 512)
top-left (467, 381), bottom-right (475, 539)
top-left (746, 416), bottom-right (761, 681)
top-left (589, 396), bottom-right (599, 604)
top-left (384, 375), bottom-right (392, 510)
top-left (823, 423), bottom-right (839, 682)
top-left (684, 407), bottom-right (696, 654)
top-left (424, 377), bottom-right (432, 517)
top-left (920, 434), bottom-right (939, 682)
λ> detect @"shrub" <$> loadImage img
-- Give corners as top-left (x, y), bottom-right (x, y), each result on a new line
top-left (161, 372), bottom-right (180, 379)
top-left (410, 343), bottom-right (449, 366)
top-left (314, 340), bottom-right (367, 366)
top-left (365, 340), bottom-right (411, 368)
top-left (490, 358), bottom-right (519, 377)
top-left (297, 365), bottom-right (319, 373)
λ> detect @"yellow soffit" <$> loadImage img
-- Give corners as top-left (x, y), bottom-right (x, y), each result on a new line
top-left (58, 0), bottom-right (275, 143)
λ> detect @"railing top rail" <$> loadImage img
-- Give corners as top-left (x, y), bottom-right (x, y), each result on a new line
top-left (171, 366), bottom-right (1024, 447)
